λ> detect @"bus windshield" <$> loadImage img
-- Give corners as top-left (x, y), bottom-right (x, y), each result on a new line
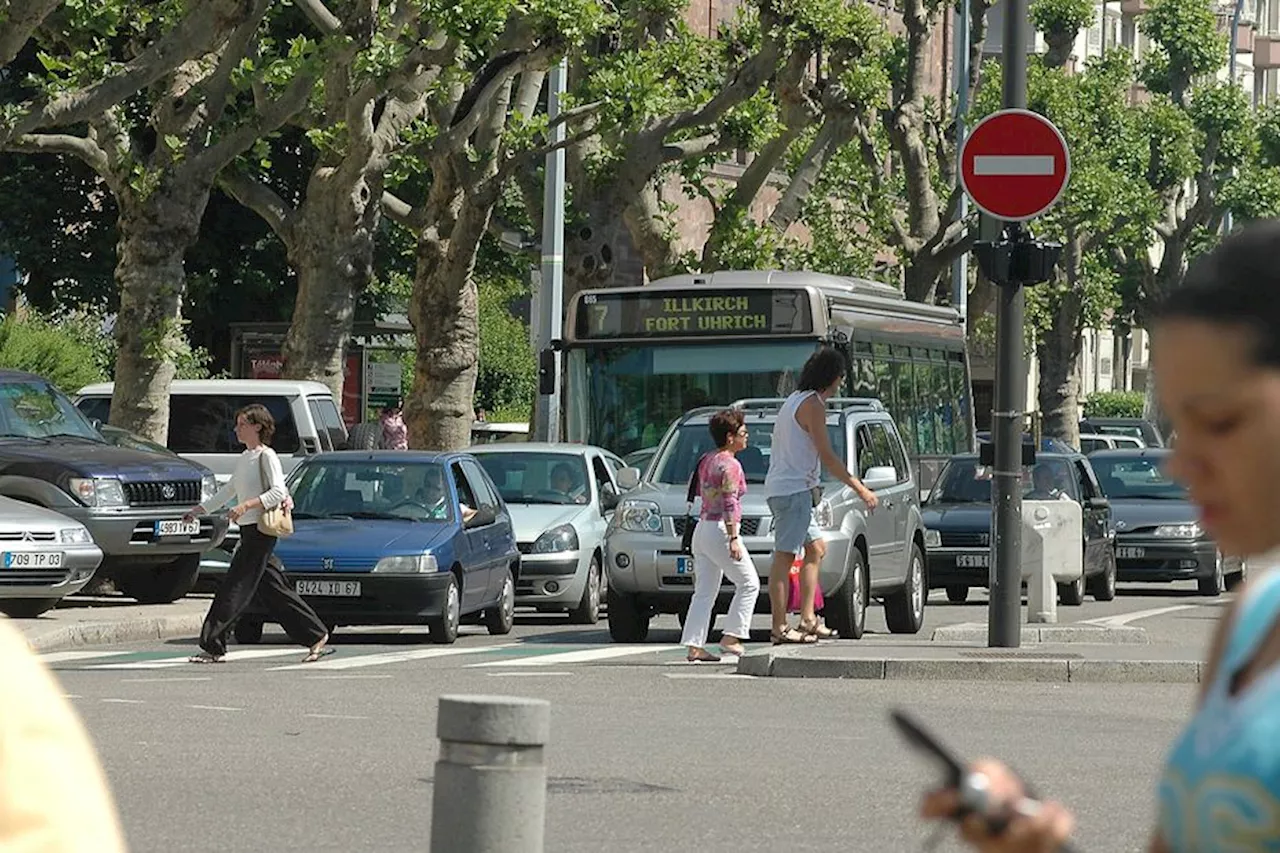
top-left (565, 341), bottom-right (818, 458)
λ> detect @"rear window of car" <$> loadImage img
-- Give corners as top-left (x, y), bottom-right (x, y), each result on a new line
top-left (77, 394), bottom-right (300, 453)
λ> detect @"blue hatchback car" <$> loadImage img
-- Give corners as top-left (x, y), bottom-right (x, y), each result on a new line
top-left (234, 451), bottom-right (520, 644)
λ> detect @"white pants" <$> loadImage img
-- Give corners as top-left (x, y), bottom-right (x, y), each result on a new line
top-left (680, 520), bottom-right (762, 648)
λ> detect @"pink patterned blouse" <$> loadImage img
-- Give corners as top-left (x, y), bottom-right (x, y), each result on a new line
top-left (697, 452), bottom-right (746, 523)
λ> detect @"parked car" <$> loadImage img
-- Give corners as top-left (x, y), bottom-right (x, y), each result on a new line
top-left (0, 495), bottom-right (103, 618)
top-left (470, 443), bottom-right (626, 624)
top-left (607, 397), bottom-right (928, 642)
top-left (75, 379), bottom-right (349, 485)
top-left (623, 447), bottom-right (658, 474)
top-left (0, 371), bottom-right (226, 603)
top-left (1079, 417), bottom-right (1165, 448)
top-left (922, 452), bottom-right (1117, 605)
top-left (975, 431), bottom-right (1076, 453)
top-left (1079, 432), bottom-right (1145, 454)
top-left (470, 422), bottom-right (529, 445)
top-left (233, 451), bottom-right (520, 644)
top-left (1089, 448), bottom-right (1243, 595)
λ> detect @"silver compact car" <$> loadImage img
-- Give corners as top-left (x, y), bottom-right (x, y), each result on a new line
top-left (606, 398), bottom-right (929, 642)
top-left (0, 495), bottom-right (103, 617)
top-left (471, 443), bottom-right (627, 624)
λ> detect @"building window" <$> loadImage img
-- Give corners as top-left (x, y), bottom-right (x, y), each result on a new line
top-left (1101, 357), bottom-right (1112, 376)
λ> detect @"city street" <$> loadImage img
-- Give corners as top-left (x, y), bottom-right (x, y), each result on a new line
top-left (45, 583), bottom-right (1223, 852)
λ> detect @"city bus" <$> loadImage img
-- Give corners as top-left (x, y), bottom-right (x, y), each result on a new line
top-left (561, 270), bottom-right (973, 488)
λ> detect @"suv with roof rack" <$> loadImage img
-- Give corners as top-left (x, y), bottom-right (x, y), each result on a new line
top-left (607, 397), bottom-right (928, 642)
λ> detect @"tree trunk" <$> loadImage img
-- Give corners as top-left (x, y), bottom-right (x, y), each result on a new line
top-left (1035, 304), bottom-right (1083, 448)
top-left (281, 167), bottom-right (380, 402)
top-left (564, 193), bottom-right (646, 297)
top-left (109, 181), bottom-right (211, 443)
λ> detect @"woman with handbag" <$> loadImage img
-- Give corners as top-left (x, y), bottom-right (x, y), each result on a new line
top-left (183, 404), bottom-right (332, 664)
top-left (680, 409), bottom-right (761, 663)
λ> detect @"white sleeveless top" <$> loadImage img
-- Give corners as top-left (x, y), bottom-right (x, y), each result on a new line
top-left (765, 390), bottom-right (821, 498)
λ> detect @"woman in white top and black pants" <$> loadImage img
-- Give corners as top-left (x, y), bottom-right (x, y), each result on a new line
top-left (183, 404), bottom-right (331, 664)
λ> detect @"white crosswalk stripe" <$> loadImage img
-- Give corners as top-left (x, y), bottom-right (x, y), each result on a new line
top-left (38, 650), bottom-right (131, 664)
top-left (92, 648), bottom-right (311, 670)
top-left (466, 644), bottom-right (681, 668)
top-left (269, 644), bottom-right (518, 671)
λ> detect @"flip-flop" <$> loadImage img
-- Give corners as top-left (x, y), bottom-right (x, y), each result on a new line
top-left (188, 654), bottom-right (224, 664)
top-left (719, 645), bottom-right (747, 658)
top-left (301, 647), bottom-right (336, 663)
top-left (686, 651), bottom-right (722, 663)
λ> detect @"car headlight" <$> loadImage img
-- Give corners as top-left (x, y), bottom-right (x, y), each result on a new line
top-left (201, 473), bottom-right (218, 504)
top-left (68, 477), bottom-right (127, 507)
top-left (533, 523), bottom-right (579, 553)
top-left (1155, 522), bottom-right (1202, 539)
top-left (59, 526), bottom-right (92, 544)
top-left (617, 499), bottom-right (663, 533)
top-left (813, 499), bottom-right (836, 530)
top-left (924, 529), bottom-right (941, 549)
top-left (372, 553), bottom-right (438, 573)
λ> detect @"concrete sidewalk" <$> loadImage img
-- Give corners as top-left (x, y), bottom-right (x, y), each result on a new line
top-left (7, 595), bottom-right (209, 653)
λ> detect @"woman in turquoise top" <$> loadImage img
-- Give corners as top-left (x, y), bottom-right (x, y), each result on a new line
top-left (922, 221), bottom-right (1280, 852)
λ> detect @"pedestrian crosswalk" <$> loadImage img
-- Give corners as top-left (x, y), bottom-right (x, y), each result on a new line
top-left (42, 640), bottom-right (710, 674)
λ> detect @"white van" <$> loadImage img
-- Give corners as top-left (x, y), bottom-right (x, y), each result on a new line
top-left (75, 379), bottom-right (348, 484)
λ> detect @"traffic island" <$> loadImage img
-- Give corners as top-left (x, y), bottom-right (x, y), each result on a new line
top-left (929, 623), bottom-right (1148, 644)
top-left (11, 595), bottom-right (210, 653)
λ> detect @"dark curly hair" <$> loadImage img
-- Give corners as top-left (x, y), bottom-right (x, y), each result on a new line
top-left (797, 346), bottom-right (846, 393)
top-left (708, 408), bottom-right (745, 448)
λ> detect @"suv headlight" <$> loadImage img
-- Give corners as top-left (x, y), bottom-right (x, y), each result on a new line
top-left (924, 529), bottom-right (941, 549)
top-left (1155, 522), bottom-right (1202, 539)
top-left (372, 554), bottom-right (438, 573)
top-left (68, 477), bottom-right (127, 507)
top-left (60, 526), bottom-right (92, 544)
top-left (813, 499), bottom-right (836, 530)
top-left (533, 523), bottom-right (579, 553)
top-left (201, 473), bottom-right (218, 504)
top-left (617, 499), bottom-right (663, 533)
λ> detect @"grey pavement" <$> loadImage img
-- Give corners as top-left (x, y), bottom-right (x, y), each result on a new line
top-left (8, 593), bottom-right (210, 652)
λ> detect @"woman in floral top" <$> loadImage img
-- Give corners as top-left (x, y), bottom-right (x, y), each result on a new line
top-left (681, 408), bottom-right (762, 662)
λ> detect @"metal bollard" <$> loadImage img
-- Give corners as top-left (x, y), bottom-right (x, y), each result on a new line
top-left (429, 694), bottom-right (551, 853)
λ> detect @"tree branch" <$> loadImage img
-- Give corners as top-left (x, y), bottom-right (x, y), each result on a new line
top-left (218, 168), bottom-right (297, 243)
top-left (655, 39), bottom-right (786, 136)
top-left (435, 48), bottom-right (547, 154)
top-left (769, 111), bottom-right (856, 231)
top-left (854, 118), bottom-right (910, 247)
top-left (295, 0), bottom-right (343, 36)
top-left (381, 190), bottom-right (425, 230)
top-left (189, 69), bottom-right (318, 178)
top-left (0, 0), bottom-right (60, 66)
top-left (4, 131), bottom-right (110, 175)
top-left (498, 123), bottom-right (599, 180)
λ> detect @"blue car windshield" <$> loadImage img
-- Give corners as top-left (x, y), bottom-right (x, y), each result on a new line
top-left (289, 461), bottom-right (452, 522)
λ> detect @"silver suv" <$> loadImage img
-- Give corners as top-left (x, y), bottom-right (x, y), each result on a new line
top-left (607, 398), bottom-right (928, 642)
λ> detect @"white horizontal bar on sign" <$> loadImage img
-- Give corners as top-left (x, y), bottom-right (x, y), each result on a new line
top-left (467, 645), bottom-right (681, 667)
top-left (972, 155), bottom-right (1056, 176)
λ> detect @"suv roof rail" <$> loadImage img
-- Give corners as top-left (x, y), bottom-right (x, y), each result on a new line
top-left (675, 405), bottom-right (727, 425)
top-left (727, 396), bottom-right (886, 413)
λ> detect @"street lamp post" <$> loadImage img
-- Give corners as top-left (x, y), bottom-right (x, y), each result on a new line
top-left (1225, 0), bottom-right (1248, 234)
top-left (533, 61), bottom-right (568, 443)
top-left (951, 0), bottom-right (971, 324)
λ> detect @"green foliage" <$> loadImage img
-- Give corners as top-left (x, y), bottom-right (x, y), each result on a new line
top-left (0, 310), bottom-right (108, 393)
top-left (1030, 0), bottom-right (1096, 39)
top-left (1084, 391), bottom-right (1146, 418)
top-left (1138, 0), bottom-right (1227, 100)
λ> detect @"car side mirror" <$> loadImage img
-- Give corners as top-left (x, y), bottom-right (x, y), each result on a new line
top-left (1086, 496), bottom-right (1110, 511)
top-left (467, 507), bottom-right (497, 528)
top-left (616, 467), bottom-right (641, 490)
top-left (600, 484), bottom-right (620, 512)
top-left (862, 466), bottom-right (897, 491)
top-left (89, 417), bottom-right (103, 431)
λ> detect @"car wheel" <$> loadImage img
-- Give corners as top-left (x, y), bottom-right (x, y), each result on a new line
top-left (827, 547), bottom-right (868, 639)
top-left (568, 556), bottom-right (602, 625)
top-left (233, 619), bottom-right (264, 644)
top-left (1089, 549), bottom-right (1117, 602)
top-left (346, 421), bottom-right (381, 450)
top-left (945, 585), bottom-right (969, 604)
top-left (884, 543), bottom-right (926, 634)
top-left (606, 587), bottom-right (650, 643)
top-left (0, 597), bottom-right (60, 618)
top-left (116, 554), bottom-right (201, 604)
top-left (484, 567), bottom-right (516, 635)
top-left (430, 575), bottom-right (461, 644)
top-left (1058, 575), bottom-right (1085, 606)
top-left (1226, 559), bottom-right (1248, 591)
top-left (1199, 554), bottom-right (1225, 597)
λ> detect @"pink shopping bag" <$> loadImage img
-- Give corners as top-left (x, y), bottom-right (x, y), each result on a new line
top-left (786, 559), bottom-right (824, 613)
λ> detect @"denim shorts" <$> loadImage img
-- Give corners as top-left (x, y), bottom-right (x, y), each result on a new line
top-left (767, 491), bottom-right (822, 555)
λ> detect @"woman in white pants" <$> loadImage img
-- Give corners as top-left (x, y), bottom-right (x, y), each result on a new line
top-left (682, 409), bottom-right (761, 662)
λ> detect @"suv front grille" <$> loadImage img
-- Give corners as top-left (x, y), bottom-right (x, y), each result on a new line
top-left (123, 481), bottom-right (201, 506)
top-left (940, 531), bottom-right (989, 548)
top-left (672, 517), bottom-right (761, 537)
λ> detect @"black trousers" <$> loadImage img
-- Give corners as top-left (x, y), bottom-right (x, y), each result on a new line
top-left (198, 524), bottom-right (328, 657)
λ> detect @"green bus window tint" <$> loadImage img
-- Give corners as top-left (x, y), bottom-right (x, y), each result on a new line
top-left (851, 358), bottom-right (877, 396)
top-left (892, 361), bottom-right (918, 456)
top-left (913, 362), bottom-right (938, 454)
top-left (949, 360), bottom-right (970, 450)
top-left (873, 342), bottom-right (891, 358)
top-left (933, 358), bottom-right (954, 454)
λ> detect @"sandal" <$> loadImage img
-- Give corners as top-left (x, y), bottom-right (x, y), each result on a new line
top-left (687, 648), bottom-right (722, 663)
top-left (301, 647), bottom-right (336, 664)
top-left (799, 619), bottom-right (839, 640)
top-left (771, 627), bottom-right (817, 645)
top-left (188, 653), bottom-right (224, 664)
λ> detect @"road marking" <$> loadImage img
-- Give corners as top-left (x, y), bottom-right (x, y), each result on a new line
top-left (305, 713), bottom-right (369, 720)
top-left (188, 704), bottom-right (241, 712)
top-left (270, 643), bottom-right (519, 671)
top-left (1079, 605), bottom-right (1200, 628)
top-left (304, 675), bottom-right (393, 680)
top-left (94, 648), bottom-right (311, 670)
top-left (467, 645), bottom-right (681, 668)
top-left (63, 694), bottom-right (82, 699)
top-left (664, 673), bottom-right (753, 680)
top-left (484, 671), bottom-right (574, 677)
top-left (101, 698), bottom-right (145, 704)
top-left (123, 677), bottom-right (212, 683)
top-left (973, 155), bottom-right (1056, 176)
top-left (40, 650), bottom-right (131, 664)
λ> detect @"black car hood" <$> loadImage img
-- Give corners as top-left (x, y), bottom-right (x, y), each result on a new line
top-left (1110, 499), bottom-right (1197, 533)
top-left (0, 439), bottom-right (205, 483)
top-left (922, 502), bottom-right (992, 529)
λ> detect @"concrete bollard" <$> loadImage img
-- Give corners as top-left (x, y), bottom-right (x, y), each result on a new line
top-left (1027, 555), bottom-right (1058, 624)
top-left (429, 694), bottom-right (551, 853)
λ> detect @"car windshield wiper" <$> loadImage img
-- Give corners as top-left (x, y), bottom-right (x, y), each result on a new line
top-left (1115, 492), bottom-right (1184, 500)
top-left (346, 510), bottom-right (414, 521)
top-left (46, 433), bottom-right (105, 443)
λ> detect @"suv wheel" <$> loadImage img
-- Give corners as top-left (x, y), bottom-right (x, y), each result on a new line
top-left (1089, 549), bottom-right (1117, 602)
top-left (884, 543), bottom-right (926, 634)
top-left (827, 547), bottom-right (868, 640)
top-left (117, 554), bottom-right (201, 604)
top-left (346, 421), bottom-right (381, 450)
top-left (0, 597), bottom-right (60, 618)
top-left (606, 587), bottom-right (650, 642)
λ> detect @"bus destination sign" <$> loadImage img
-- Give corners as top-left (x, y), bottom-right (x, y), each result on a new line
top-left (575, 288), bottom-right (814, 340)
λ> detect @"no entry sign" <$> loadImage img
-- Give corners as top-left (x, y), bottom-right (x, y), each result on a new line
top-left (960, 109), bottom-right (1070, 221)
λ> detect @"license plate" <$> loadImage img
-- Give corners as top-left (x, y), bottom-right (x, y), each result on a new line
top-left (4, 551), bottom-right (63, 568)
top-left (676, 556), bottom-right (694, 574)
top-left (1117, 547), bottom-right (1145, 559)
top-left (296, 579), bottom-right (361, 597)
top-left (155, 520), bottom-right (200, 537)
top-left (956, 554), bottom-right (989, 568)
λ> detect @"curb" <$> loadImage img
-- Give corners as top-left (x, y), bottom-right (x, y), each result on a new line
top-left (23, 614), bottom-right (206, 654)
top-left (736, 650), bottom-right (1202, 683)
top-left (930, 624), bottom-right (1148, 644)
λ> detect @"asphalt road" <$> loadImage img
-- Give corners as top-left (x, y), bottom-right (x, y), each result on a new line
top-left (43, 582), bottom-right (1225, 852)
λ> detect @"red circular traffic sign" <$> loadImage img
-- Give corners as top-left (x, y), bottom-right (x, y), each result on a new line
top-left (960, 109), bottom-right (1070, 222)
